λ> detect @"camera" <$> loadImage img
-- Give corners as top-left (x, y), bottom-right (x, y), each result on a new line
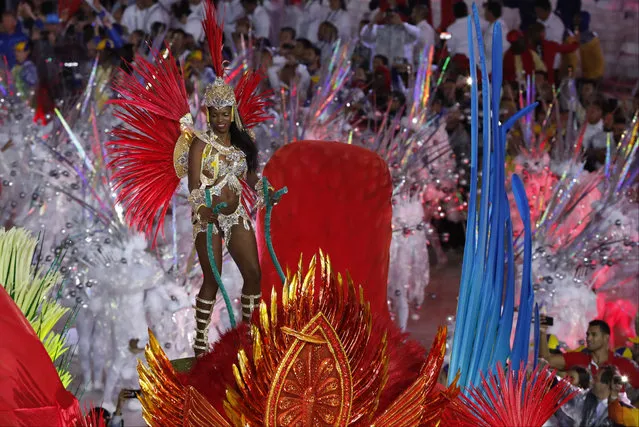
top-left (541, 316), bottom-right (554, 326)
top-left (534, 316), bottom-right (554, 326)
top-left (613, 375), bottom-right (628, 385)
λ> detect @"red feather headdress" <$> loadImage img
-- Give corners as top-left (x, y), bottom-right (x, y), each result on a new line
top-left (200, 0), bottom-right (271, 131)
top-left (202, 1), bottom-right (225, 78)
top-left (107, 48), bottom-right (190, 246)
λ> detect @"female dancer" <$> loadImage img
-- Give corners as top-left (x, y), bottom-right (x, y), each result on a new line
top-left (108, 2), bottom-right (272, 357)
top-left (187, 77), bottom-right (265, 356)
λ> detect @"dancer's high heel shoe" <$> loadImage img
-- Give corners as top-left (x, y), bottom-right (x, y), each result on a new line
top-left (194, 296), bottom-right (215, 356)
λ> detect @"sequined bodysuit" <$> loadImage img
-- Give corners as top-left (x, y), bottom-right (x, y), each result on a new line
top-left (192, 130), bottom-right (252, 244)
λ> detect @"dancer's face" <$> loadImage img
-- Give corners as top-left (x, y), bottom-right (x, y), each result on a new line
top-left (209, 107), bottom-right (232, 136)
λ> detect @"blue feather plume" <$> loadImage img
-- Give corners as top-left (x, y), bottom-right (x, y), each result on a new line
top-left (448, 3), bottom-right (538, 390)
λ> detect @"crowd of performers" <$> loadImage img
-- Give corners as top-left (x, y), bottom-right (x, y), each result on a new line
top-left (1, 0), bottom-right (639, 425)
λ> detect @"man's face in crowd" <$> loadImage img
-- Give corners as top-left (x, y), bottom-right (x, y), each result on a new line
top-left (534, 72), bottom-right (547, 87)
top-left (580, 82), bottom-right (595, 103)
top-left (317, 23), bottom-right (330, 42)
top-left (171, 32), bottom-right (185, 51)
top-left (113, 7), bottom-right (124, 23)
top-left (586, 104), bottom-right (602, 125)
top-left (279, 44), bottom-right (293, 57)
top-left (566, 369), bottom-right (588, 388)
top-left (131, 31), bottom-right (144, 48)
top-left (242, 1), bottom-right (257, 14)
top-left (279, 63), bottom-right (297, 85)
top-left (304, 47), bottom-right (318, 66)
top-left (236, 17), bottom-right (250, 35)
top-left (411, 8), bottom-right (425, 24)
top-left (259, 49), bottom-right (273, 68)
top-left (372, 56), bottom-right (384, 70)
top-left (15, 48), bottom-right (29, 64)
top-left (279, 30), bottom-right (293, 47)
top-left (483, 7), bottom-right (494, 22)
top-left (592, 370), bottom-right (610, 395)
top-left (2, 13), bottom-right (17, 33)
top-left (136, 0), bottom-right (153, 9)
top-left (535, 6), bottom-right (549, 21)
top-left (586, 325), bottom-right (608, 352)
top-left (390, 97), bottom-right (401, 112)
top-left (293, 41), bottom-right (305, 60)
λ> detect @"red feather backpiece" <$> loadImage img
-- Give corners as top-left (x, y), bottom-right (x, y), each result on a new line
top-left (443, 363), bottom-right (577, 427)
top-left (234, 70), bottom-right (272, 129)
top-left (107, 49), bottom-right (189, 246)
top-left (235, 70), bottom-right (272, 211)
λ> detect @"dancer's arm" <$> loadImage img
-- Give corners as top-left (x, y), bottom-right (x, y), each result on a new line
top-left (188, 138), bottom-right (216, 222)
top-left (246, 170), bottom-right (260, 189)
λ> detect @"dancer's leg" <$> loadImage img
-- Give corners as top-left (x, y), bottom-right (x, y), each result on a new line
top-left (193, 232), bottom-right (222, 356)
top-left (227, 224), bottom-right (261, 323)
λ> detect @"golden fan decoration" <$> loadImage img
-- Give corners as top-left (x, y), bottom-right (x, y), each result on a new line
top-left (138, 252), bottom-right (458, 425)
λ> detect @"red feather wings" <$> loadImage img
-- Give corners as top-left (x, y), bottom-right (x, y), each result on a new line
top-left (107, 50), bottom-right (190, 246)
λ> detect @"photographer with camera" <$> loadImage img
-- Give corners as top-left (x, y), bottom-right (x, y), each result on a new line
top-left (550, 366), bottom-right (638, 426)
top-left (360, 8), bottom-right (421, 72)
top-left (539, 318), bottom-right (639, 391)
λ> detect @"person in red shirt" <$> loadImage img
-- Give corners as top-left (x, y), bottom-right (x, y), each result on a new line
top-left (527, 21), bottom-right (578, 84)
top-left (540, 319), bottom-right (639, 389)
top-left (503, 29), bottom-right (546, 84)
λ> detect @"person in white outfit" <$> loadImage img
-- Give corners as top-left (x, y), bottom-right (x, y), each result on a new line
top-left (183, 0), bottom-right (205, 42)
top-left (171, 0), bottom-right (205, 42)
top-left (535, 0), bottom-right (565, 70)
top-left (323, 0), bottom-right (352, 41)
top-left (241, 0), bottom-right (272, 40)
top-left (411, 5), bottom-right (435, 68)
top-left (360, 10), bottom-right (421, 68)
top-left (145, 2), bottom-right (170, 34)
top-left (446, 2), bottom-right (486, 60)
top-left (482, 1), bottom-right (509, 75)
top-left (299, 0), bottom-right (350, 43)
top-left (281, 1), bottom-right (303, 34)
top-left (219, 0), bottom-right (244, 37)
top-left (582, 97), bottom-right (607, 151)
top-left (121, 0), bottom-right (170, 35)
top-left (267, 58), bottom-right (311, 101)
top-left (297, 0), bottom-right (328, 44)
top-left (317, 21), bottom-right (340, 67)
top-left (279, 26), bottom-right (296, 48)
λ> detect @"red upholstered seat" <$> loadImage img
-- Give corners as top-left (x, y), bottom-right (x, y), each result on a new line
top-left (256, 140), bottom-right (393, 317)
